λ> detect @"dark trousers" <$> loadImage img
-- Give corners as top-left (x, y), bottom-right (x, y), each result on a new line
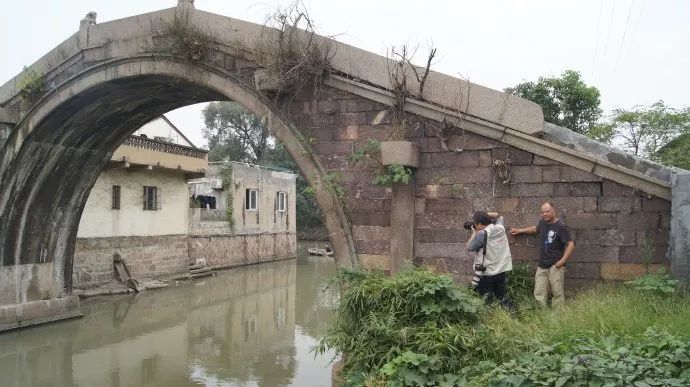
top-left (476, 272), bottom-right (513, 310)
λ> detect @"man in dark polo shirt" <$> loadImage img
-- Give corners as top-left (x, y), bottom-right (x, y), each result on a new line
top-left (510, 202), bottom-right (575, 307)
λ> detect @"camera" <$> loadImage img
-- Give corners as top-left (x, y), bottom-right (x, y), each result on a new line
top-left (474, 263), bottom-right (486, 272)
top-left (463, 221), bottom-right (474, 230)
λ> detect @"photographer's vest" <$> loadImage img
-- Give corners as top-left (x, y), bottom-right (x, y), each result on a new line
top-left (479, 224), bottom-right (513, 276)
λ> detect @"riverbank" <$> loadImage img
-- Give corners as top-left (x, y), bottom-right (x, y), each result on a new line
top-left (320, 267), bottom-right (690, 386)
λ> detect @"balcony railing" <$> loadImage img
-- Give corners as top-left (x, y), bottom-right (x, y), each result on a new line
top-left (123, 136), bottom-right (207, 159)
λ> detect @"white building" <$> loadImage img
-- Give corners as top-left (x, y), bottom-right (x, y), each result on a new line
top-left (74, 116), bottom-right (207, 289)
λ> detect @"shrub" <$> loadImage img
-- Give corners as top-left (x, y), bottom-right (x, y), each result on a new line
top-left (626, 271), bottom-right (679, 294)
top-left (505, 262), bottom-right (534, 304)
top-left (315, 268), bottom-right (484, 380)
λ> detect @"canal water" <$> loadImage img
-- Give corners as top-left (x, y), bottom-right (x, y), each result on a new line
top-left (0, 244), bottom-right (339, 387)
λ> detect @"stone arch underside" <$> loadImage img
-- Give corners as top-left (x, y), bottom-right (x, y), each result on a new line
top-left (0, 58), bottom-right (359, 304)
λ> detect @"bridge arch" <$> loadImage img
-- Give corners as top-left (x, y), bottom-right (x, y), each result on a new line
top-left (0, 56), bottom-right (357, 301)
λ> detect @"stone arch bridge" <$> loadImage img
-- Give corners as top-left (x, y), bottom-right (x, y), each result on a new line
top-left (0, 1), bottom-right (687, 330)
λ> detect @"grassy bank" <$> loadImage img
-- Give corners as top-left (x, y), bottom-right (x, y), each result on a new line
top-left (317, 267), bottom-right (690, 386)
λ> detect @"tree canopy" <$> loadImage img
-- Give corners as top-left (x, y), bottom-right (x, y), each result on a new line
top-left (505, 70), bottom-right (602, 134)
top-left (201, 101), bottom-right (325, 232)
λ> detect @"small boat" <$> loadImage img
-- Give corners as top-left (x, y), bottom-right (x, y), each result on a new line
top-left (308, 247), bottom-right (334, 257)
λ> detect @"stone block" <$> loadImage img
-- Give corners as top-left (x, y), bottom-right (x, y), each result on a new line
top-left (492, 147), bottom-right (534, 165)
top-left (619, 246), bottom-right (669, 264)
top-left (615, 213), bottom-right (659, 230)
top-left (600, 263), bottom-right (667, 281)
top-left (425, 198), bottom-right (473, 213)
top-left (353, 226), bottom-right (391, 241)
top-left (417, 168), bottom-right (493, 185)
top-left (365, 110), bottom-right (391, 125)
top-left (346, 198), bottom-right (391, 212)
top-left (510, 166), bottom-right (543, 183)
top-left (602, 180), bottom-right (639, 196)
top-left (472, 197), bottom-right (519, 213)
top-left (380, 141), bottom-right (420, 167)
top-left (510, 183), bottom-right (555, 197)
top-left (417, 228), bottom-right (466, 243)
top-left (355, 239), bottom-right (389, 255)
top-left (348, 212), bottom-right (390, 227)
top-left (447, 133), bottom-right (505, 150)
top-left (542, 166), bottom-right (561, 182)
top-left (479, 151), bottom-right (493, 167)
top-left (577, 230), bottom-right (636, 246)
top-left (569, 246), bottom-right (619, 263)
top-left (419, 151), bottom-right (480, 168)
top-left (572, 183), bottom-right (602, 197)
top-left (598, 197), bottom-right (635, 213)
top-left (315, 141), bottom-right (353, 155)
top-left (532, 155), bottom-right (559, 166)
top-left (359, 254), bottom-right (389, 270)
top-left (560, 166), bottom-right (602, 182)
top-left (642, 197), bottom-right (671, 213)
top-left (565, 262), bottom-right (600, 279)
top-left (416, 212), bottom-right (465, 229)
top-left (636, 229), bottom-right (670, 247)
top-left (562, 213), bottom-right (616, 229)
top-left (414, 243), bottom-right (467, 259)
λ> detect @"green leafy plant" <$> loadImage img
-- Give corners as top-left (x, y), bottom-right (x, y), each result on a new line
top-left (315, 267), bottom-right (484, 381)
top-left (350, 140), bottom-right (415, 186)
top-left (17, 66), bottom-right (45, 106)
top-left (506, 262), bottom-right (534, 304)
top-left (372, 163), bottom-right (414, 186)
top-left (626, 271), bottom-right (679, 294)
top-left (219, 162), bottom-right (235, 229)
top-left (322, 171), bottom-right (346, 207)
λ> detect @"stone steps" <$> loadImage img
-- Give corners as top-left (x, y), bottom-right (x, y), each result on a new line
top-left (188, 258), bottom-right (215, 279)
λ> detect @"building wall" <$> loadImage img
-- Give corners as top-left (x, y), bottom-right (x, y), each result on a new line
top-left (77, 168), bottom-right (190, 238)
top-left (74, 168), bottom-right (192, 289)
top-left (287, 85), bottom-right (672, 287)
top-left (73, 235), bottom-right (189, 289)
top-left (231, 163), bottom-right (297, 235)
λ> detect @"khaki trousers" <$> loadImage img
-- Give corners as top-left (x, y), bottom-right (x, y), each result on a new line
top-left (534, 266), bottom-right (565, 307)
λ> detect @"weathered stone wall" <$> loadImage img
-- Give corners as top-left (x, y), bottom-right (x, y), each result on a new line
top-left (288, 85), bottom-right (672, 286)
top-left (73, 234), bottom-right (189, 289)
top-left (189, 231), bottom-right (297, 270)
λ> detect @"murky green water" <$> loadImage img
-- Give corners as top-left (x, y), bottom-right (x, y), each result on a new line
top-left (0, 244), bottom-right (339, 387)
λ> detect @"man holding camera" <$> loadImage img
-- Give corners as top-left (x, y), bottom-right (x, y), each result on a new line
top-left (466, 211), bottom-right (513, 308)
top-left (510, 202), bottom-right (575, 308)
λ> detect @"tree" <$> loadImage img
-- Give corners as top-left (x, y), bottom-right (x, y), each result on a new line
top-left (605, 101), bottom-right (690, 159)
top-left (505, 70), bottom-right (602, 135)
top-left (656, 133), bottom-right (690, 170)
top-left (202, 102), bottom-right (272, 163)
top-left (202, 101), bottom-right (325, 231)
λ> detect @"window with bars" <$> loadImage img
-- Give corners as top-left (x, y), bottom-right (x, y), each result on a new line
top-left (245, 188), bottom-right (258, 211)
top-left (143, 186), bottom-right (160, 210)
top-left (112, 185), bottom-right (121, 210)
top-left (277, 191), bottom-right (287, 212)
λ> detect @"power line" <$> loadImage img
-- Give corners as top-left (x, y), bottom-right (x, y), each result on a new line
top-left (624, 0), bottom-right (646, 63)
top-left (614, 0), bottom-right (635, 71)
top-left (601, 1), bottom-right (617, 64)
top-left (591, 0), bottom-right (604, 80)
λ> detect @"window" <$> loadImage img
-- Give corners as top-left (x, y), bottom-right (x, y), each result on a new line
top-left (112, 185), bottom-right (121, 210)
top-left (245, 188), bottom-right (258, 211)
top-left (143, 186), bottom-right (160, 210)
top-left (277, 191), bottom-right (287, 212)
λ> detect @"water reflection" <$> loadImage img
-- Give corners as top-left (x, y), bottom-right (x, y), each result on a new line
top-left (0, 244), bottom-right (338, 387)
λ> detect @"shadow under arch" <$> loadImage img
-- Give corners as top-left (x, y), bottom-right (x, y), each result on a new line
top-left (0, 57), bottom-right (357, 299)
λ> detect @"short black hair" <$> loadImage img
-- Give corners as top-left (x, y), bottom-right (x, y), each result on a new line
top-left (473, 211), bottom-right (492, 226)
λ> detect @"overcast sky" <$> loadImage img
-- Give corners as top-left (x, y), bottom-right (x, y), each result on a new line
top-left (2, 0), bottom-right (689, 148)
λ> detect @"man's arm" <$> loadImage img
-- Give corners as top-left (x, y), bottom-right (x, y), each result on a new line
top-left (555, 241), bottom-right (575, 269)
top-left (510, 225), bottom-right (538, 235)
top-left (466, 229), bottom-right (486, 252)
